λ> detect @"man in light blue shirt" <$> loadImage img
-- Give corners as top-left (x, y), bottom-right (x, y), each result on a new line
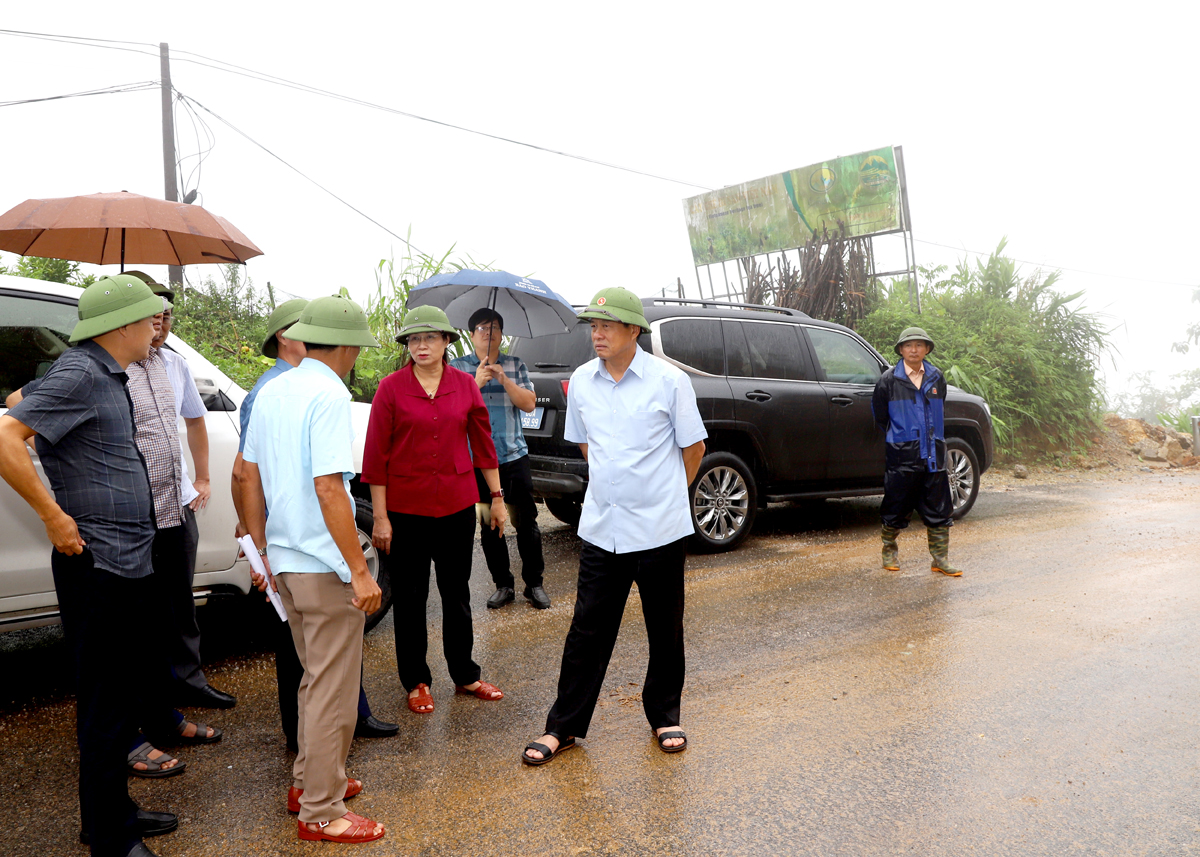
top-left (232, 299), bottom-right (395, 753)
top-left (240, 296), bottom-right (386, 845)
top-left (523, 287), bottom-right (706, 767)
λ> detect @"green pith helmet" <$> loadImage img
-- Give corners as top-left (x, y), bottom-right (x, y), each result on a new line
top-left (124, 269), bottom-right (175, 303)
top-left (286, 295), bottom-right (380, 348)
top-left (261, 298), bottom-right (310, 357)
top-left (894, 326), bottom-right (935, 356)
top-left (395, 305), bottom-right (460, 345)
top-left (70, 275), bottom-right (169, 344)
top-left (576, 286), bottom-right (650, 333)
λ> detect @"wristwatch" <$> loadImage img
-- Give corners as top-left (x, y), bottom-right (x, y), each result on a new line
top-left (490, 489), bottom-right (505, 499)
top-left (257, 546), bottom-right (268, 557)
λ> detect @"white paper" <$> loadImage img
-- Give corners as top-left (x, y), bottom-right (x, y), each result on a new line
top-left (238, 535), bottom-right (288, 622)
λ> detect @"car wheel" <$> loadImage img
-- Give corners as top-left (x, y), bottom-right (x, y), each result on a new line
top-left (354, 497), bottom-right (392, 633)
top-left (946, 437), bottom-right (981, 519)
top-left (689, 452), bottom-right (758, 553)
top-left (544, 497), bottom-right (582, 527)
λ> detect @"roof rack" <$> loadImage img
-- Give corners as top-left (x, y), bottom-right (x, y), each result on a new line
top-left (646, 297), bottom-right (809, 319)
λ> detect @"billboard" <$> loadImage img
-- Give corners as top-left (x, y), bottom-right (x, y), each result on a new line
top-left (683, 146), bottom-right (903, 266)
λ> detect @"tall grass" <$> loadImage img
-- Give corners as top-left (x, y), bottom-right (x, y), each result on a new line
top-left (347, 241), bottom-right (497, 402)
top-left (857, 241), bottom-right (1112, 459)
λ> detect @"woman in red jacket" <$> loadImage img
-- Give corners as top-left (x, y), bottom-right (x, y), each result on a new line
top-left (363, 306), bottom-right (509, 714)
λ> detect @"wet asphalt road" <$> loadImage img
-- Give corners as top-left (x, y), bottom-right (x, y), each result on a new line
top-left (1, 471), bottom-right (1198, 856)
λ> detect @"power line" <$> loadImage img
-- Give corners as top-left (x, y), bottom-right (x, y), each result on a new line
top-left (0, 80), bottom-right (159, 108)
top-left (915, 239), bottom-right (1197, 290)
top-left (174, 91), bottom-right (217, 203)
top-left (10, 30), bottom-right (1189, 294)
top-left (0, 28), bottom-right (714, 191)
top-left (168, 47), bottom-right (715, 191)
top-left (176, 92), bottom-right (428, 257)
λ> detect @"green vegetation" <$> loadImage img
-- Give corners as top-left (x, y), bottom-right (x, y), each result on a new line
top-left (1110, 370), bottom-right (1200, 434)
top-left (348, 243), bottom-right (494, 402)
top-left (0, 255), bottom-right (96, 287)
top-left (172, 243), bottom-right (494, 402)
top-left (857, 241), bottom-right (1111, 459)
top-left (171, 266), bottom-right (277, 391)
top-left (1108, 288), bottom-right (1199, 434)
top-left (1171, 287), bottom-right (1200, 356)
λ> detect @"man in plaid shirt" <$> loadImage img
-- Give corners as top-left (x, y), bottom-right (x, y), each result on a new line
top-left (0, 275), bottom-right (178, 857)
top-left (11, 296), bottom-right (228, 774)
top-left (449, 308), bottom-right (550, 610)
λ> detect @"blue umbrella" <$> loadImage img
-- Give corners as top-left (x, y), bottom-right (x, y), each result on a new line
top-left (406, 269), bottom-right (577, 340)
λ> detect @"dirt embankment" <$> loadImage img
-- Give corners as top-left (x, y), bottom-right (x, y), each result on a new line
top-left (984, 415), bottom-right (1197, 487)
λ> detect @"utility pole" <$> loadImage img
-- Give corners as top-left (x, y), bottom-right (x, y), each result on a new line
top-left (160, 42), bottom-right (183, 288)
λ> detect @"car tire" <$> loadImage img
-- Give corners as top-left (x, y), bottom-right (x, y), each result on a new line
top-left (544, 497), bottom-right (582, 527)
top-left (946, 437), bottom-right (981, 520)
top-left (354, 497), bottom-right (392, 633)
top-left (688, 452), bottom-right (758, 553)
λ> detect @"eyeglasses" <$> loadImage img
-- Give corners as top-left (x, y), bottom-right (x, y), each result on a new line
top-left (474, 323), bottom-right (502, 334)
top-left (407, 333), bottom-right (444, 347)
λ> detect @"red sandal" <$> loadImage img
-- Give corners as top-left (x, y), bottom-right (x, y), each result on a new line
top-left (297, 811), bottom-right (385, 844)
top-left (407, 683), bottom-right (434, 713)
top-left (287, 778), bottom-right (362, 813)
top-left (455, 680), bottom-right (504, 701)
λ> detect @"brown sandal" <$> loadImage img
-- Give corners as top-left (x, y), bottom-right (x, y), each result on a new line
top-left (297, 811), bottom-right (385, 843)
top-left (407, 683), bottom-right (434, 713)
top-left (455, 680), bottom-right (504, 701)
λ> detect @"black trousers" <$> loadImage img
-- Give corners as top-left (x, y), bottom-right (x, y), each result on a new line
top-left (474, 456), bottom-right (544, 589)
top-left (135, 524), bottom-right (203, 743)
top-left (545, 538), bottom-right (687, 739)
top-left (54, 549), bottom-right (165, 857)
top-left (386, 505), bottom-right (481, 691)
top-left (880, 467), bottom-right (954, 529)
top-left (159, 507), bottom-right (207, 690)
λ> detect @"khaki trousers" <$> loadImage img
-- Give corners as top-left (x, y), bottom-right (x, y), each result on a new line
top-left (276, 571), bottom-right (364, 824)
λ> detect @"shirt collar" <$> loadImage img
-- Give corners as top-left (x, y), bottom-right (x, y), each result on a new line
top-left (596, 344), bottom-right (647, 382)
top-left (398, 362), bottom-right (450, 397)
top-left (274, 357), bottom-right (293, 372)
top-left (298, 356), bottom-right (347, 385)
top-left (895, 359), bottom-right (935, 384)
top-left (77, 339), bottom-right (128, 377)
top-left (134, 346), bottom-right (165, 368)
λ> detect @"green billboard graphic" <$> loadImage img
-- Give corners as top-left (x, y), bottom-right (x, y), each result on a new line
top-left (683, 146), bottom-right (902, 266)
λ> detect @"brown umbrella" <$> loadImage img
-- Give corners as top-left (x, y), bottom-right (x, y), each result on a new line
top-left (0, 191), bottom-right (263, 268)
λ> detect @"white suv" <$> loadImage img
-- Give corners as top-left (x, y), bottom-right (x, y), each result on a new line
top-left (0, 274), bottom-right (383, 632)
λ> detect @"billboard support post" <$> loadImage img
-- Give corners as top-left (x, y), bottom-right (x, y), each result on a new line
top-left (893, 145), bottom-right (920, 314)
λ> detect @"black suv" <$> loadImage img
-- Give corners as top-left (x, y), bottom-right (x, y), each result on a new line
top-left (509, 298), bottom-right (994, 552)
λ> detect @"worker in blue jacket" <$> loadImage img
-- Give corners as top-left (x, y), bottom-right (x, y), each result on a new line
top-left (870, 327), bottom-right (963, 577)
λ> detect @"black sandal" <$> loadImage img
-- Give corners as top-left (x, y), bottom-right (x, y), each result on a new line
top-left (127, 740), bottom-right (186, 778)
top-left (652, 727), bottom-right (687, 753)
top-left (521, 732), bottom-right (576, 766)
top-left (158, 719), bottom-right (223, 747)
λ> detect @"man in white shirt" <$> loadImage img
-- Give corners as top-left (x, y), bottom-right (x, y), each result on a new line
top-left (522, 287), bottom-right (706, 766)
top-left (131, 276), bottom-right (235, 709)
